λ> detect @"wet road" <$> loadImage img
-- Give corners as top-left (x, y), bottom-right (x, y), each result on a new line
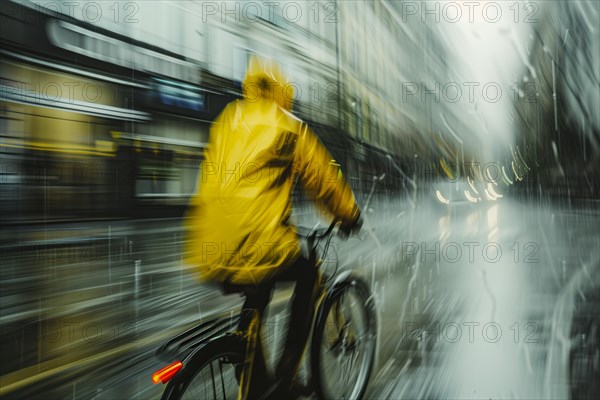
top-left (1, 195), bottom-right (599, 399)
top-left (363, 197), bottom-right (599, 399)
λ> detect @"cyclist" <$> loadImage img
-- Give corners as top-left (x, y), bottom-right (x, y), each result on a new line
top-left (183, 55), bottom-right (362, 399)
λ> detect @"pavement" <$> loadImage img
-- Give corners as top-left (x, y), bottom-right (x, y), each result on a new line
top-left (1, 194), bottom-right (599, 399)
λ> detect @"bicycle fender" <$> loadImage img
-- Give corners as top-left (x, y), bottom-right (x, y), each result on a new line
top-left (315, 271), bottom-right (356, 325)
top-left (181, 332), bottom-right (241, 365)
top-left (318, 273), bottom-right (376, 325)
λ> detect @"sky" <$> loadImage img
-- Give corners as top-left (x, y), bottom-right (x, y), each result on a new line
top-left (435, 0), bottom-right (536, 161)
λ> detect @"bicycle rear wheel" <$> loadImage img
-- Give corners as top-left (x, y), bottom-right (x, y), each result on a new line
top-left (311, 276), bottom-right (377, 400)
top-left (161, 335), bottom-right (244, 400)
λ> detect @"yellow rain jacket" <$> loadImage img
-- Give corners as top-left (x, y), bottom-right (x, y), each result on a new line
top-left (183, 57), bottom-right (360, 285)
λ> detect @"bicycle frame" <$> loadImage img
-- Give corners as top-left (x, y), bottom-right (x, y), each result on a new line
top-left (153, 220), bottom-right (345, 392)
top-left (231, 220), bottom-right (343, 399)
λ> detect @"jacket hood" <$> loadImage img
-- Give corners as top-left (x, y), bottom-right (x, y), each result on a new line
top-left (242, 55), bottom-right (293, 111)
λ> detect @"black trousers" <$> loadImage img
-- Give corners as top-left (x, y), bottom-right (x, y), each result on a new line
top-left (234, 256), bottom-right (319, 398)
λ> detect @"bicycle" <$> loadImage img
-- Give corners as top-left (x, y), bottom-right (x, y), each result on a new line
top-left (151, 219), bottom-right (378, 400)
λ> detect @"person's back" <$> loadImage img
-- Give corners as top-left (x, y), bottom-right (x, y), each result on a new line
top-left (184, 56), bottom-right (360, 285)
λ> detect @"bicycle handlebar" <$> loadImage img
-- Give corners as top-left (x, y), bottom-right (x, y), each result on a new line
top-left (295, 172), bottom-right (385, 268)
top-left (297, 219), bottom-right (339, 241)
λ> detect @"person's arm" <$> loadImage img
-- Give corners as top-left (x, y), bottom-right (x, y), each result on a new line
top-left (294, 123), bottom-right (361, 227)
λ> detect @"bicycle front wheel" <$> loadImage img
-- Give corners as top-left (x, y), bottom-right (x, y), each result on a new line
top-left (311, 276), bottom-right (377, 400)
top-left (161, 334), bottom-right (244, 400)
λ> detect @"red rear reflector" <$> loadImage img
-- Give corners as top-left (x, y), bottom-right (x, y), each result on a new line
top-left (152, 361), bottom-right (183, 384)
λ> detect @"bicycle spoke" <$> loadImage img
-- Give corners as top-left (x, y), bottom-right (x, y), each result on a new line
top-left (219, 360), bottom-right (226, 400)
top-left (339, 352), bottom-right (351, 392)
top-left (337, 352), bottom-right (346, 383)
top-left (210, 361), bottom-right (217, 399)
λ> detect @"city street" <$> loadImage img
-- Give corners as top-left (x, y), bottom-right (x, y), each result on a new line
top-left (2, 0), bottom-right (598, 398)
top-left (3, 194), bottom-right (598, 399)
